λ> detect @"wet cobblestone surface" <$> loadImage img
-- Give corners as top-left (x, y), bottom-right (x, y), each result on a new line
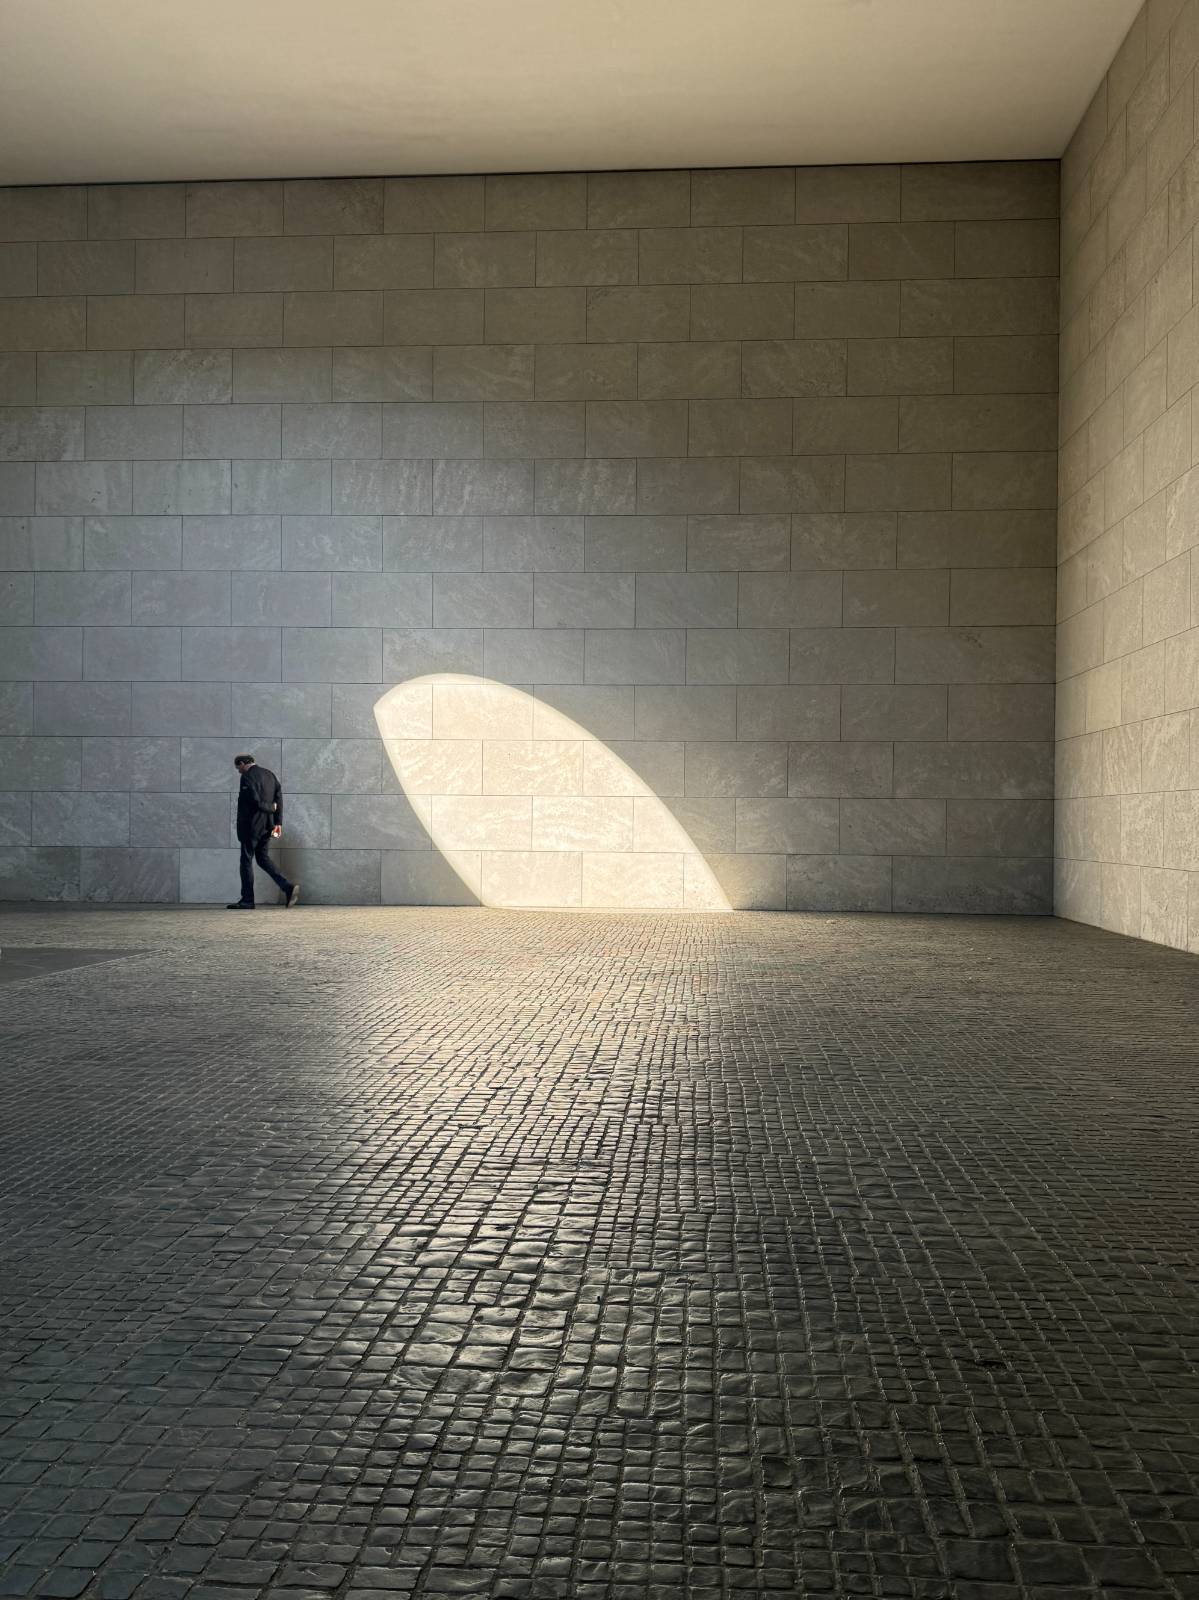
top-left (0, 906), bottom-right (1197, 1600)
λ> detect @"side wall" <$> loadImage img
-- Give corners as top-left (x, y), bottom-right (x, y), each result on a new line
top-left (1058, 0), bottom-right (1199, 950)
top-left (0, 163), bottom-right (1057, 908)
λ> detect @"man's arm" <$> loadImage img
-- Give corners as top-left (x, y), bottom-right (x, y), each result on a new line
top-left (248, 767), bottom-right (274, 828)
top-left (273, 773), bottom-right (283, 831)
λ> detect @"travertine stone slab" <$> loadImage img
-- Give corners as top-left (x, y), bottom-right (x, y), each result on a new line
top-left (0, 158), bottom-right (1061, 910)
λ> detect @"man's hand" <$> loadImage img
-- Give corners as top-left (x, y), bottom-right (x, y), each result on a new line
top-left (272, 825), bottom-right (282, 839)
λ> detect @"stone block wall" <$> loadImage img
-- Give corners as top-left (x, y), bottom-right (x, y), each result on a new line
top-left (1057, 0), bottom-right (1199, 950)
top-left (0, 163), bottom-right (1057, 908)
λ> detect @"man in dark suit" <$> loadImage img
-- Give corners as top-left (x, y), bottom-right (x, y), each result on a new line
top-left (227, 754), bottom-right (300, 910)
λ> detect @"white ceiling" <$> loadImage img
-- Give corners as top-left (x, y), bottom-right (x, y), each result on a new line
top-left (0, 0), bottom-right (1140, 187)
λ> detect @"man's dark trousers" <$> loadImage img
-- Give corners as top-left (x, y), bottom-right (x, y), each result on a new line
top-left (239, 830), bottom-right (292, 906)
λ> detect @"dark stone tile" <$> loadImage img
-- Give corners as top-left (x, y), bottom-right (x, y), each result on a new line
top-left (0, 907), bottom-right (1197, 1596)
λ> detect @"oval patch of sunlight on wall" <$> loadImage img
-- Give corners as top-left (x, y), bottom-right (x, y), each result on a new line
top-left (375, 676), bottom-right (732, 912)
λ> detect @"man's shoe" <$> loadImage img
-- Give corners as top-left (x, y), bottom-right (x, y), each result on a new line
top-left (286, 883), bottom-right (301, 908)
top-left (226, 901), bottom-right (254, 910)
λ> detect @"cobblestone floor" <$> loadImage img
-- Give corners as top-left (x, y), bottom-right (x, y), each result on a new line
top-left (0, 907), bottom-right (1197, 1600)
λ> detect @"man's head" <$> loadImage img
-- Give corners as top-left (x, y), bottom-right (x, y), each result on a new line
top-left (233, 754), bottom-right (256, 773)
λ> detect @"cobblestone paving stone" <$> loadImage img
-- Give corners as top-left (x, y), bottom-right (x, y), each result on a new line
top-left (0, 907), bottom-right (1197, 1600)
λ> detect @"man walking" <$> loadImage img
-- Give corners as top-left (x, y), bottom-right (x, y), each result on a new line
top-left (227, 754), bottom-right (300, 910)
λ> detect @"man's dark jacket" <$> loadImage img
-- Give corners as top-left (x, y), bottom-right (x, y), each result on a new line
top-left (236, 763), bottom-right (283, 843)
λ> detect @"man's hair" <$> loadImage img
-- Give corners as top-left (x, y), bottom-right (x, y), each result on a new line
top-left (233, 753), bottom-right (255, 767)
